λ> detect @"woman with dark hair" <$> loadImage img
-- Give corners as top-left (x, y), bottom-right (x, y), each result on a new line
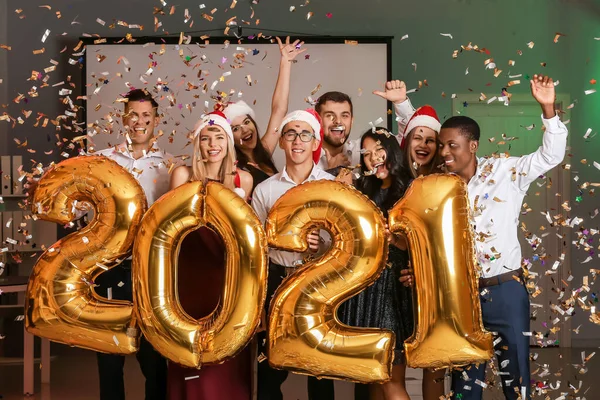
top-left (224, 37), bottom-right (306, 191)
top-left (375, 80), bottom-right (447, 400)
top-left (339, 127), bottom-right (413, 400)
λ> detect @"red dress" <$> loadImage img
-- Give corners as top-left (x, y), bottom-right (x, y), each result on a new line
top-left (167, 174), bottom-right (251, 400)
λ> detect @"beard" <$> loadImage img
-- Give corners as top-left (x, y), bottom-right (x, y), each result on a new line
top-left (323, 131), bottom-right (350, 148)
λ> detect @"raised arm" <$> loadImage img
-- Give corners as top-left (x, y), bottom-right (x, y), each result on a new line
top-left (513, 74), bottom-right (568, 191)
top-left (261, 37), bottom-right (307, 155)
top-left (373, 80), bottom-right (416, 142)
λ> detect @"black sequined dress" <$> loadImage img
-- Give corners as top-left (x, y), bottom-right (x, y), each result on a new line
top-left (338, 187), bottom-right (414, 364)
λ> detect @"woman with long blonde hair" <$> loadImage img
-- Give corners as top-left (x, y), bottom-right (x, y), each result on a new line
top-left (167, 111), bottom-right (253, 400)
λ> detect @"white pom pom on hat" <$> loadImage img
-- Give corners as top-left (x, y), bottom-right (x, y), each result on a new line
top-left (223, 100), bottom-right (256, 122)
top-left (192, 111), bottom-right (234, 143)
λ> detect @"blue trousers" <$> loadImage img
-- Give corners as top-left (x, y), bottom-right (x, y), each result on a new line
top-left (451, 280), bottom-right (531, 400)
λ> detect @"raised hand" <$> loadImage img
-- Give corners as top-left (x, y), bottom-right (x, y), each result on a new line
top-left (276, 36), bottom-right (306, 63)
top-left (530, 74), bottom-right (556, 118)
top-left (373, 80), bottom-right (407, 104)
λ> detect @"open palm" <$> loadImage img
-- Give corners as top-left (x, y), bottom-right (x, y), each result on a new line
top-left (277, 36), bottom-right (306, 62)
top-left (530, 74), bottom-right (555, 106)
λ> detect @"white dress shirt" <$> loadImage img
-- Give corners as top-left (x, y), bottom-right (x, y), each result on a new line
top-left (394, 100), bottom-right (569, 278)
top-left (251, 164), bottom-right (334, 267)
top-left (93, 142), bottom-right (173, 206)
top-left (317, 139), bottom-right (362, 170)
top-left (468, 115), bottom-right (567, 278)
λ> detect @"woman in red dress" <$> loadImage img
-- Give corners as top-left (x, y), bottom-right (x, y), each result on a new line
top-left (168, 111), bottom-right (253, 400)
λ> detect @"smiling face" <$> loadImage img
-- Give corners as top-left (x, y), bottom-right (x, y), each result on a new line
top-left (231, 114), bottom-right (258, 151)
top-left (408, 127), bottom-right (438, 168)
top-left (199, 125), bottom-right (229, 164)
top-left (279, 121), bottom-right (319, 166)
top-left (123, 100), bottom-right (159, 146)
top-left (318, 101), bottom-right (353, 148)
top-left (362, 136), bottom-right (389, 181)
top-left (439, 127), bottom-right (478, 178)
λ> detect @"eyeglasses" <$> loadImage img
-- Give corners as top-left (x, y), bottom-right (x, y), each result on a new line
top-left (282, 130), bottom-right (315, 142)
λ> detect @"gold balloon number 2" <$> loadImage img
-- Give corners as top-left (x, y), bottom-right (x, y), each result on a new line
top-left (266, 180), bottom-right (394, 383)
top-left (26, 156), bottom-right (147, 354)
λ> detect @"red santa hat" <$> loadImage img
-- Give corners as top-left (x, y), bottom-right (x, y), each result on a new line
top-left (223, 100), bottom-right (256, 122)
top-left (278, 110), bottom-right (322, 142)
top-left (193, 111), bottom-right (234, 143)
top-left (400, 105), bottom-right (441, 148)
top-left (304, 108), bottom-right (324, 164)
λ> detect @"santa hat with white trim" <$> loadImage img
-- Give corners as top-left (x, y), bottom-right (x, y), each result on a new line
top-left (400, 105), bottom-right (441, 148)
top-left (278, 110), bottom-right (322, 141)
top-left (223, 100), bottom-right (256, 122)
top-left (192, 111), bottom-right (234, 143)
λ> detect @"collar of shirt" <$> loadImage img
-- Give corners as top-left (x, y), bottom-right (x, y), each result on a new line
top-left (279, 164), bottom-right (322, 185)
top-left (111, 141), bottom-right (165, 160)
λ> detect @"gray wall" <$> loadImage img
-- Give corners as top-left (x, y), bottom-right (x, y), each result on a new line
top-left (3, 0), bottom-right (600, 345)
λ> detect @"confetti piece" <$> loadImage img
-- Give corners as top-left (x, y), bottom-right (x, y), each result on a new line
top-left (553, 32), bottom-right (566, 43)
top-left (41, 29), bottom-right (51, 43)
top-left (593, 161), bottom-right (600, 170)
top-left (440, 33), bottom-right (453, 39)
top-left (585, 89), bottom-right (596, 95)
top-left (306, 12), bottom-right (313, 20)
top-left (185, 375), bottom-right (200, 381)
top-left (527, 41), bottom-right (535, 48)
top-left (401, 34), bottom-right (409, 40)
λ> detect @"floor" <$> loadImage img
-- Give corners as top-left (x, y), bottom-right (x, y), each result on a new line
top-left (0, 343), bottom-right (598, 399)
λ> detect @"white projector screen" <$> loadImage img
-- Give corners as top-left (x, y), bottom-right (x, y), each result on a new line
top-left (84, 38), bottom-right (390, 169)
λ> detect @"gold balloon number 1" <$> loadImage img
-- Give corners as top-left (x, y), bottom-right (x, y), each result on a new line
top-left (389, 174), bottom-right (493, 369)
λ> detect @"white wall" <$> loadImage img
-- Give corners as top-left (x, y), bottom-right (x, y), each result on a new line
top-left (86, 42), bottom-right (388, 169)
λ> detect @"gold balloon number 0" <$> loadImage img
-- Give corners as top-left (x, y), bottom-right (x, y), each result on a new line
top-left (26, 156), bottom-right (147, 354)
top-left (132, 181), bottom-right (268, 369)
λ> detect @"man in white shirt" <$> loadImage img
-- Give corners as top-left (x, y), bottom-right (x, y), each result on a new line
top-left (92, 89), bottom-right (173, 400)
top-left (314, 91), bottom-right (361, 171)
top-left (435, 75), bottom-right (567, 400)
top-left (252, 110), bottom-right (334, 400)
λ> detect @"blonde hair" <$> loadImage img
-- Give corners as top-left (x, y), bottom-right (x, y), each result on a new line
top-left (403, 127), bottom-right (443, 179)
top-left (191, 128), bottom-right (237, 189)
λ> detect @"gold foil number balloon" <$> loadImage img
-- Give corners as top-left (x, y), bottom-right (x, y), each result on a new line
top-left (266, 180), bottom-right (394, 383)
top-left (25, 156), bottom-right (147, 354)
top-left (388, 174), bottom-right (493, 369)
top-left (132, 181), bottom-right (267, 368)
